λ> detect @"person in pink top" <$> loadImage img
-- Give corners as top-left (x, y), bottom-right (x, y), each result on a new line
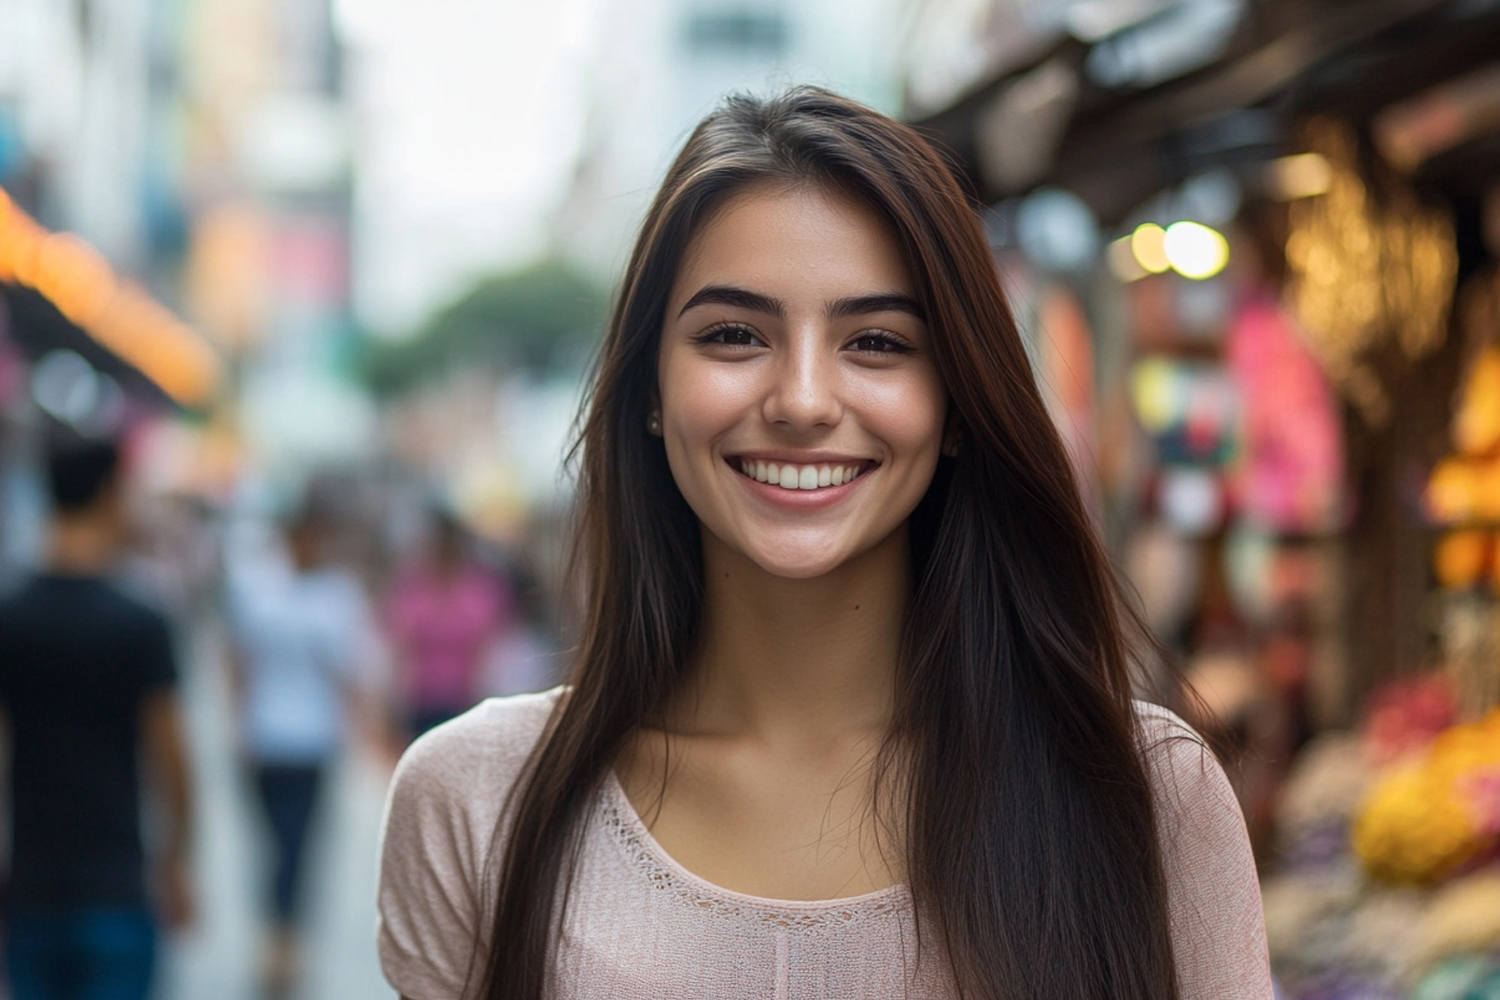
top-left (383, 507), bottom-right (511, 738)
top-left (377, 88), bottom-right (1274, 1000)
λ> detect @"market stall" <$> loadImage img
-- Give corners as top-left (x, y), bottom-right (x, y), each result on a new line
top-left (903, 2), bottom-right (1500, 993)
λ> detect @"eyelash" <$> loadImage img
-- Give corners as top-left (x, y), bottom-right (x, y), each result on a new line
top-left (694, 322), bottom-right (762, 348)
top-left (848, 331), bottom-right (913, 354)
top-left (693, 323), bottom-right (915, 355)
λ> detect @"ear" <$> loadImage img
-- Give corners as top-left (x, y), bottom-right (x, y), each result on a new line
top-left (942, 413), bottom-right (963, 458)
top-left (647, 389), bottom-right (663, 437)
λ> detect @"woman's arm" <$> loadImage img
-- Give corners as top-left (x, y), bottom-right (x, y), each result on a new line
top-left (375, 690), bottom-right (561, 999)
top-left (1140, 704), bottom-right (1276, 999)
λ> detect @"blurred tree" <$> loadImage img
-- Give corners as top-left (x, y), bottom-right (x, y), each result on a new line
top-left (363, 259), bottom-right (608, 395)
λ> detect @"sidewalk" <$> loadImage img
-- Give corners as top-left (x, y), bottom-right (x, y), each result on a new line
top-left (158, 621), bottom-right (394, 1000)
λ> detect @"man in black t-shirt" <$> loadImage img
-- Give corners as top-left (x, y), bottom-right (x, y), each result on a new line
top-left (0, 433), bottom-right (195, 1000)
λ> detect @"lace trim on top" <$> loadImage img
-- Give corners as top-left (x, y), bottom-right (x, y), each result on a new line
top-left (598, 772), bottom-right (911, 934)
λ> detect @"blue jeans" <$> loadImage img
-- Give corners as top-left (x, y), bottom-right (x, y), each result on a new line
top-left (4, 906), bottom-right (156, 1000)
top-left (252, 762), bottom-right (325, 926)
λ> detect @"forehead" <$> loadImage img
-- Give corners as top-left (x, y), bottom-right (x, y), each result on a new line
top-left (668, 182), bottom-right (916, 310)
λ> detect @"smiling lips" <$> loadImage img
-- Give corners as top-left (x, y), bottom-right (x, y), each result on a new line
top-left (734, 458), bottom-right (871, 491)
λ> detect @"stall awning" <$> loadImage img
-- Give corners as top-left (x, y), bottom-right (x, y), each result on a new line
top-left (911, 0), bottom-right (1500, 223)
top-left (0, 187), bottom-right (223, 410)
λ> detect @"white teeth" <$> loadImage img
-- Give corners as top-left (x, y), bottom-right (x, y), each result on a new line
top-left (739, 460), bottom-right (866, 489)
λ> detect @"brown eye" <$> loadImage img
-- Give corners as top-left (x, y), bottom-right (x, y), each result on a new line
top-left (697, 323), bottom-right (762, 347)
top-left (850, 332), bottom-right (911, 354)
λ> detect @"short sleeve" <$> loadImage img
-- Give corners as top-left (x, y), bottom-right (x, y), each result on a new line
top-left (376, 690), bottom-right (562, 1000)
top-left (377, 732), bottom-right (489, 999)
top-left (135, 608), bottom-right (179, 694)
top-left (1137, 703), bottom-right (1275, 1000)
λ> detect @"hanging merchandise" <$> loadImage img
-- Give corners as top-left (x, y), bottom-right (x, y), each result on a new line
top-left (1423, 335), bottom-right (1500, 719)
top-left (1129, 357), bottom-right (1238, 535)
top-left (1284, 119), bottom-right (1458, 427)
top-left (1129, 357), bottom-right (1238, 466)
top-left (1225, 291), bottom-right (1343, 533)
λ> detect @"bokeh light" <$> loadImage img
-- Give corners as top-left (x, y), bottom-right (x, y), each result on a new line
top-left (1130, 222), bottom-right (1172, 274)
top-left (1163, 220), bottom-right (1230, 279)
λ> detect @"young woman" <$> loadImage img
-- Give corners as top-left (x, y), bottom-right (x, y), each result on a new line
top-left (376, 88), bottom-right (1273, 1000)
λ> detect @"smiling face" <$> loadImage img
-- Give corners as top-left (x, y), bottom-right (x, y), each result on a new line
top-left (656, 182), bottom-right (948, 581)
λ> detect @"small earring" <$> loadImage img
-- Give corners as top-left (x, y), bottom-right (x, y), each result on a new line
top-left (647, 411), bottom-right (662, 436)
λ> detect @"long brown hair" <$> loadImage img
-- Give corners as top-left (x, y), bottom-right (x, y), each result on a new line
top-left (480, 87), bottom-right (1177, 1000)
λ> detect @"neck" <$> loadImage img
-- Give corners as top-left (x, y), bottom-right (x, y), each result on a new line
top-left (675, 528), bottom-right (910, 743)
top-left (47, 511), bottom-right (118, 575)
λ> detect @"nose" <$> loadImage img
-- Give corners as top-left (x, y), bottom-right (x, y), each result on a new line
top-left (762, 333), bottom-right (842, 430)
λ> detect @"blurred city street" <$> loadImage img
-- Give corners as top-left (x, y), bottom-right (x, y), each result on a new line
top-left (160, 620), bottom-right (391, 1000)
top-left (3, 0), bottom-right (1500, 998)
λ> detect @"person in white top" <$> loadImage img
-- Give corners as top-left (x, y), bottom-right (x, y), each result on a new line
top-left (377, 87), bottom-right (1275, 1000)
top-left (227, 502), bottom-right (383, 997)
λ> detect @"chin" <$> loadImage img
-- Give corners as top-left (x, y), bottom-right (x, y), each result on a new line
top-left (746, 541), bottom-right (851, 580)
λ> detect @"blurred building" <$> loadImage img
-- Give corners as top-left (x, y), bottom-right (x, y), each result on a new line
top-left (178, 0), bottom-right (372, 479)
top-left (553, 0), bottom-right (905, 279)
top-left (0, 0), bottom-right (225, 567)
top-left (0, 0), bottom-right (166, 264)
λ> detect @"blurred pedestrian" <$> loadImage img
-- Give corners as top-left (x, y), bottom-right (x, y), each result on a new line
top-left (225, 500), bottom-right (383, 999)
top-left (478, 549), bottom-right (559, 698)
top-left (0, 431), bottom-right (195, 1000)
top-left (382, 506), bottom-right (510, 738)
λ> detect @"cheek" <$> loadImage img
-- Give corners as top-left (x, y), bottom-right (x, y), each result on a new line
top-left (851, 374), bottom-right (948, 457)
top-left (659, 355), bottom-right (761, 434)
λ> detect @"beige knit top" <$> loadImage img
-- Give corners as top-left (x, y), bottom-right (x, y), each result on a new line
top-left (376, 688), bottom-right (1274, 999)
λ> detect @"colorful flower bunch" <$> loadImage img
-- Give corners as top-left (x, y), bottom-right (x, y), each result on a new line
top-left (1353, 706), bottom-right (1500, 885)
top-left (1361, 674), bottom-right (1458, 767)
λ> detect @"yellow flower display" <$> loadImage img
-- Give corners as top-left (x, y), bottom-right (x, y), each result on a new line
top-left (1353, 707), bottom-right (1500, 884)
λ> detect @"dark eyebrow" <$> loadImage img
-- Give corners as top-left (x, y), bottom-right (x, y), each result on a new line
top-left (827, 293), bottom-right (926, 321)
top-left (677, 285), bottom-right (785, 318)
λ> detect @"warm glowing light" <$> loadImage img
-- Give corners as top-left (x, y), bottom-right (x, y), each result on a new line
top-left (1107, 235), bottom-right (1148, 281)
top-left (0, 186), bottom-right (222, 408)
top-left (1130, 223), bottom-right (1171, 273)
top-left (1163, 221), bottom-right (1230, 280)
top-left (1267, 152), bottom-right (1333, 200)
top-left (38, 233), bottom-right (117, 327)
top-left (1284, 119), bottom-right (1456, 428)
top-left (2, 212), bottom-right (45, 287)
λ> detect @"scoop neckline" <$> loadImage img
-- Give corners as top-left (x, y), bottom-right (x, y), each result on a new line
top-left (601, 768), bottom-right (909, 912)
